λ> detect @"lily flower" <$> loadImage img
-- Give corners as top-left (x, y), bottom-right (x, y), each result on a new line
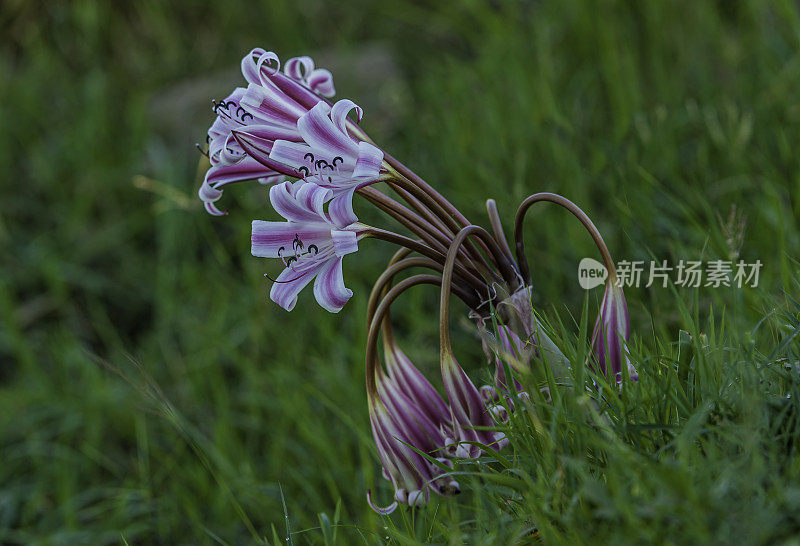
top-left (384, 335), bottom-right (452, 429)
top-left (367, 371), bottom-right (460, 514)
top-left (250, 180), bottom-right (363, 312)
top-left (441, 352), bottom-right (507, 458)
top-left (589, 282), bottom-right (638, 381)
top-left (200, 49), bottom-right (336, 215)
top-left (493, 325), bottom-right (527, 394)
top-left (234, 99), bottom-right (384, 228)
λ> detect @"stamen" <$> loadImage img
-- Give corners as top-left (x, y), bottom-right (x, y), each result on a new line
top-left (263, 271), bottom-right (305, 284)
top-left (195, 143), bottom-right (209, 158)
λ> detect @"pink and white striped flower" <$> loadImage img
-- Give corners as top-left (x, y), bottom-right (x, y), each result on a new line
top-left (367, 343), bottom-right (461, 514)
top-left (250, 180), bottom-right (364, 313)
top-left (200, 47), bottom-right (385, 222)
top-left (234, 99), bottom-right (384, 228)
top-left (200, 48), bottom-right (334, 215)
top-left (441, 352), bottom-right (508, 458)
top-left (590, 283), bottom-right (638, 382)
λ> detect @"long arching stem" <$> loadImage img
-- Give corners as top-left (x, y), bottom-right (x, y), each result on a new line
top-left (486, 199), bottom-right (517, 283)
top-left (359, 187), bottom-right (452, 251)
top-left (514, 193), bottom-right (617, 286)
top-left (439, 226), bottom-right (512, 359)
top-left (367, 257), bottom-right (480, 324)
top-left (365, 228), bottom-right (489, 293)
top-left (388, 183), bottom-right (491, 273)
top-left (383, 153), bottom-right (470, 227)
top-left (366, 275), bottom-right (463, 395)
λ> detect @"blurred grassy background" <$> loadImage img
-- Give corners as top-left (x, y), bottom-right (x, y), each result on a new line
top-left (1, 0), bottom-right (799, 543)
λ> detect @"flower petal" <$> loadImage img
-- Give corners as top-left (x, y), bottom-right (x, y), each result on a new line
top-left (352, 141), bottom-right (384, 180)
top-left (366, 491), bottom-right (397, 516)
top-left (204, 157), bottom-right (275, 188)
top-left (307, 68), bottom-right (335, 97)
top-left (441, 355), bottom-right (498, 452)
top-left (241, 48), bottom-right (280, 85)
top-left (330, 229), bottom-right (359, 257)
top-left (269, 140), bottom-right (315, 174)
top-left (251, 219), bottom-right (332, 257)
top-left (267, 68), bottom-right (329, 111)
top-left (297, 102), bottom-right (359, 159)
top-left (330, 99), bottom-right (363, 134)
top-left (313, 256), bottom-right (352, 313)
top-left (240, 83), bottom-right (306, 127)
top-left (386, 343), bottom-right (451, 426)
top-left (284, 56), bottom-right (315, 81)
top-left (232, 130), bottom-right (301, 177)
top-left (328, 188), bottom-right (358, 229)
top-left (269, 263), bottom-right (319, 312)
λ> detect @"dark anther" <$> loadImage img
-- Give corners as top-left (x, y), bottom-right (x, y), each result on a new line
top-left (315, 159), bottom-right (329, 169)
top-left (236, 106), bottom-right (245, 117)
top-left (307, 244), bottom-right (318, 255)
top-left (285, 256), bottom-right (297, 267)
top-left (292, 233), bottom-right (303, 250)
top-left (242, 112), bottom-right (253, 122)
top-left (195, 143), bottom-right (209, 158)
top-left (298, 166), bottom-right (310, 177)
top-left (332, 156), bottom-right (344, 167)
top-left (304, 152), bottom-right (315, 162)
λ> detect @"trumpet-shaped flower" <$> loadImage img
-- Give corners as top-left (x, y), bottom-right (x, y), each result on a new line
top-left (368, 372), bottom-right (459, 514)
top-left (367, 335), bottom-right (462, 514)
top-left (200, 48), bottom-right (337, 215)
top-left (590, 282), bottom-right (638, 381)
top-left (234, 99), bottom-right (384, 228)
top-left (493, 325), bottom-right (528, 393)
top-left (441, 353), bottom-right (506, 458)
top-left (251, 180), bottom-right (363, 312)
top-left (384, 338), bottom-right (452, 428)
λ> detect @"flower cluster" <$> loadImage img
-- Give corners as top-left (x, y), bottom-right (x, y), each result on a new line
top-left (197, 48), bottom-right (637, 514)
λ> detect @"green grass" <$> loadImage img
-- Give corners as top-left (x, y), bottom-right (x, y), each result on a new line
top-left (2, 0), bottom-right (800, 543)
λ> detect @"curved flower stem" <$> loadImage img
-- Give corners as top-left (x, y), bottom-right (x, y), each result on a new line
top-left (359, 187), bottom-right (485, 279)
top-left (364, 228), bottom-right (488, 293)
top-left (367, 257), bottom-right (480, 324)
top-left (383, 153), bottom-right (470, 227)
top-left (386, 176), bottom-right (463, 235)
top-left (387, 182), bottom-right (495, 278)
top-left (366, 274), bottom-right (469, 396)
top-left (485, 199), bottom-right (519, 289)
top-left (447, 224), bottom-right (520, 290)
top-left (366, 258), bottom-right (479, 359)
top-left (440, 227), bottom-right (484, 359)
top-left (381, 164), bottom-right (496, 273)
top-left (386, 175), bottom-right (500, 277)
top-left (514, 192), bottom-right (618, 286)
top-left (388, 183), bottom-right (453, 238)
top-left (360, 186), bottom-right (451, 246)
top-left (439, 226), bottom-right (519, 357)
